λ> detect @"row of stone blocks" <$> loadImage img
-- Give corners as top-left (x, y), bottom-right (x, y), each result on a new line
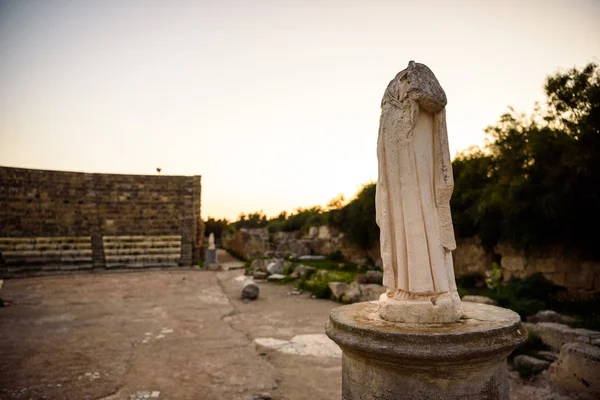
top-left (0, 236), bottom-right (94, 272)
top-left (0, 235), bottom-right (182, 271)
top-left (103, 235), bottom-right (181, 268)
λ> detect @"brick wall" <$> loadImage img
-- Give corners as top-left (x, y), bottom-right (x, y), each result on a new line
top-left (0, 166), bottom-right (202, 268)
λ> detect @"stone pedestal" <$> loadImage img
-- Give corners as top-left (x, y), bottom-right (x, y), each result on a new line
top-left (326, 301), bottom-right (525, 400)
top-left (204, 248), bottom-right (218, 270)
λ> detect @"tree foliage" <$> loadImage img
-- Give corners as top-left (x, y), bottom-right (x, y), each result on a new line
top-left (224, 63), bottom-right (600, 256)
top-left (452, 63), bottom-right (600, 257)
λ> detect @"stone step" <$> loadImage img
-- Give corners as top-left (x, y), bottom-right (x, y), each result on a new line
top-left (2, 249), bottom-right (93, 258)
top-left (0, 242), bottom-right (93, 251)
top-left (0, 236), bottom-right (91, 245)
top-left (102, 241), bottom-right (181, 250)
top-left (104, 247), bottom-right (180, 256)
top-left (3, 256), bottom-right (93, 266)
top-left (103, 235), bottom-right (181, 243)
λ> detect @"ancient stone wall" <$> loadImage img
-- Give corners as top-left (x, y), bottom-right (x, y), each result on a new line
top-left (222, 225), bottom-right (599, 293)
top-left (0, 166), bottom-right (202, 271)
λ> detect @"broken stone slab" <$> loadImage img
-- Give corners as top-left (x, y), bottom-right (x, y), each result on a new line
top-left (524, 322), bottom-right (600, 351)
top-left (254, 334), bottom-right (342, 358)
top-left (527, 310), bottom-right (578, 326)
top-left (253, 271), bottom-right (268, 280)
top-left (241, 282), bottom-right (260, 300)
top-left (297, 255), bottom-right (326, 261)
top-left (328, 281), bottom-right (385, 303)
top-left (512, 355), bottom-right (551, 377)
top-left (266, 261), bottom-right (283, 275)
top-left (328, 281), bottom-right (360, 303)
top-left (365, 270), bottom-right (383, 284)
top-left (549, 342), bottom-right (600, 395)
top-left (462, 295), bottom-right (498, 306)
top-left (266, 273), bottom-right (286, 282)
top-left (358, 284), bottom-right (386, 301)
top-left (535, 350), bottom-right (559, 362)
top-left (290, 264), bottom-right (316, 280)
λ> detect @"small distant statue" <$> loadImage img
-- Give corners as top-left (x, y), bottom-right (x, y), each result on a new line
top-left (208, 233), bottom-right (215, 250)
top-left (376, 61), bottom-right (461, 323)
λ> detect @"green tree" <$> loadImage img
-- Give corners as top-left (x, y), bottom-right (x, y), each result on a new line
top-left (452, 63), bottom-right (600, 257)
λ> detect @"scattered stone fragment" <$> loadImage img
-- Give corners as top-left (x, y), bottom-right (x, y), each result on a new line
top-left (253, 271), bottom-right (268, 280)
top-left (523, 322), bottom-right (600, 351)
top-left (150, 391), bottom-right (160, 398)
top-left (535, 350), bottom-right (558, 362)
top-left (512, 355), bottom-right (551, 377)
top-left (290, 264), bottom-right (316, 280)
top-left (359, 284), bottom-right (386, 301)
top-left (241, 282), bottom-right (260, 300)
top-left (365, 270), bottom-right (383, 284)
top-left (254, 334), bottom-right (342, 358)
top-left (549, 342), bottom-right (600, 394)
top-left (297, 255), bottom-right (325, 261)
top-left (461, 295), bottom-right (498, 306)
top-left (328, 282), bottom-right (349, 301)
top-left (527, 310), bottom-right (578, 326)
top-left (328, 281), bottom-right (384, 303)
top-left (267, 273), bottom-right (286, 282)
top-left (266, 261), bottom-right (283, 275)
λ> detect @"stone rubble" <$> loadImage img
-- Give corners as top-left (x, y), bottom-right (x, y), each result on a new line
top-left (527, 310), bottom-right (578, 325)
top-left (549, 342), bottom-right (600, 395)
top-left (524, 322), bottom-right (600, 351)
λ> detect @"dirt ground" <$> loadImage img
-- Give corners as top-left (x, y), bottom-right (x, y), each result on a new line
top-left (0, 250), bottom-right (584, 400)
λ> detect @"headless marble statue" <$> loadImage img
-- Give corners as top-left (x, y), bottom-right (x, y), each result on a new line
top-left (376, 61), bottom-right (461, 323)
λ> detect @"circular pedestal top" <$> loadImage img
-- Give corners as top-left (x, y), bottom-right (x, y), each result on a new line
top-left (326, 301), bottom-right (526, 363)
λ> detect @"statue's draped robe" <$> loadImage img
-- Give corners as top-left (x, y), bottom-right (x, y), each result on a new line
top-left (376, 65), bottom-right (458, 296)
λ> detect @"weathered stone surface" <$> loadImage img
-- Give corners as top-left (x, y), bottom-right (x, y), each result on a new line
top-left (453, 237), bottom-right (491, 276)
top-left (0, 167), bottom-right (202, 270)
top-left (376, 62), bottom-right (460, 324)
top-left (358, 284), bottom-right (386, 301)
top-left (364, 270), bottom-right (383, 284)
top-left (266, 274), bottom-right (285, 282)
top-left (462, 295), bottom-right (498, 306)
top-left (252, 271), bottom-right (268, 280)
top-left (524, 322), bottom-right (600, 351)
top-left (254, 334), bottom-right (341, 358)
top-left (290, 264), bottom-right (316, 280)
top-left (222, 228), bottom-right (271, 260)
top-left (534, 350), bottom-right (559, 362)
top-left (297, 255), bottom-right (325, 261)
top-left (326, 301), bottom-right (525, 399)
top-left (328, 282), bottom-right (349, 301)
top-left (241, 282), bottom-right (259, 300)
top-left (527, 310), bottom-right (577, 325)
top-left (328, 282), bottom-right (360, 303)
top-left (513, 355), bottom-right (551, 376)
top-left (328, 281), bottom-right (386, 303)
top-left (266, 261), bottom-right (283, 275)
top-left (549, 342), bottom-right (600, 394)
top-left (204, 248), bottom-right (217, 265)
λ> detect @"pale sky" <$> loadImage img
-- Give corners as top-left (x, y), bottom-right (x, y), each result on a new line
top-left (1, 0), bottom-right (599, 220)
